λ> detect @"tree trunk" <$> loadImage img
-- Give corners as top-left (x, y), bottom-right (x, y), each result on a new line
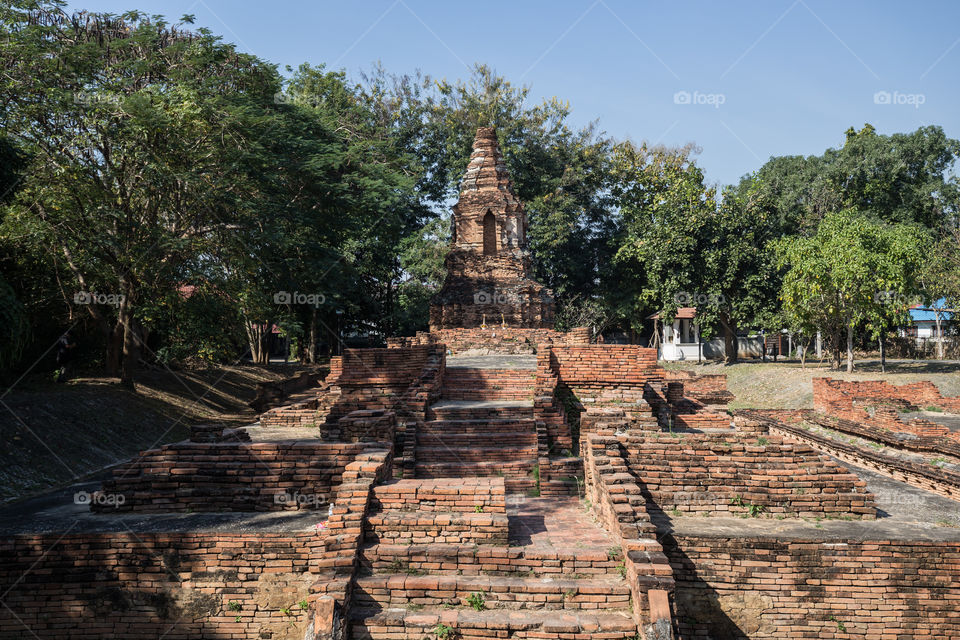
top-left (935, 315), bottom-right (944, 360)
top-left (879, 335), bottom-right (886, 373)
top-left (105, 321), bottom-right (123, 376)
top-left (307, 308), bottom-right (318, 364)
top-left (118, 278), bottom-right (139, 389)
top-left (800, 341), bottom-right (807, 368)
top-left (245, 321), bottom-right (271, 365)
top-left (846, 323), bottom-right (854, 373)
top-left (833, 331), bottom-right (842, 370)
top-left (720, 313), bottom-right (738, 364)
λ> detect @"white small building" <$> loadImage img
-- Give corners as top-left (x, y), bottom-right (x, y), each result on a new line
top-left (649, 307), bottom-right (702, 361)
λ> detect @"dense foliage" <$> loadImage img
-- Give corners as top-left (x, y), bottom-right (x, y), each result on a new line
top-left (2, 1), bottom-right (958, 385)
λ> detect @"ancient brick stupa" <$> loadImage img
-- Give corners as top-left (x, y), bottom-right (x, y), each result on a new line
top-left (429, 127), bottom-right (555, 329)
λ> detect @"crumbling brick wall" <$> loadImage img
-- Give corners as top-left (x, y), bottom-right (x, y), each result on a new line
top-left (664, 535), bottom-right (960, 639)
top-left (813, 377), bottom-right (960, 415)
top-left (812, 377), bottom-right (960, 446)
top-left (618, 432), bottom-right (876, 519)
top-left (0, 532), bottom-right (320, 640)
top-left (92, 441), bottom-right (381, 513)
top-left (664, 370), bottom-right (733, 430)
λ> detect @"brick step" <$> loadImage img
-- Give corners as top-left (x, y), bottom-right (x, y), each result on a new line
top-left (417, 431), bottom-right (537, 449)
top-left (352, 574), bottom-right (631, 610)
top-left (359, 543), bottom-right (631, 577)
top-left (414, 445), bottom-right (538, 464)
top-left (504, 477), bottom-right (538, 494)
top-left (427, 405), bottom-right (534, 421)
top-left (441, 389), bottom-right (535, 401)
top-left (420, 419), bottom-right (537, 435)
top-left (442, 368), bottom-right (537, 387)
top-left (365, 511), bottom-right (509, 545)
top-left (349, 607), bottom-right (638, 639)
top-left (371, 478), bottom-right (506, 513)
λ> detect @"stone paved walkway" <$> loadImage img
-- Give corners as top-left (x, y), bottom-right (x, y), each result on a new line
top-left (507, 495), bottom-right (615, 549)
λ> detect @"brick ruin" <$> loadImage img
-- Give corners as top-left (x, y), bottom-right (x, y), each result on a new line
top-left (430, 127), bottom-right (555, 332)
top-left (3, 131), bottom-right (960, 640)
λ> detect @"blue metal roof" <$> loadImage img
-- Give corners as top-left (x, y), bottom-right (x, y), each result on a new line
top-left (909, 298), bottom-right (953, 322)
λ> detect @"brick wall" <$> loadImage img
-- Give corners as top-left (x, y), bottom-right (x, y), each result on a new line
top-left (738, 410), bottom-right (960, 502)
top-left (618, 432), bottom-right (876, 519)
top-left (0, 531), bottom-right (318, 639)
top-left (389, 326), bottom-right (589, 354)
top-left (370, 478), bottom-right (506, 513)
top-left (664, 370), bottom-right (729, 396)
top-left (544, 345), bottom-right (661, 396)
top-left (664, 534), bottom-right (960, 639)
top-left (441, 368), bottom-right (536, 401)
top-left (321, 409), bottom-right (395, 443)
top-left (309, 448), bottom-right (393, 638)
top-left (813, 377), bottom-right (960, 414)
top-left (664, 370), bottom-right (733, 431)
top-left (93, 441), bottom-right (378, 513)
top-left (581, 433), bottom-right (675, 632)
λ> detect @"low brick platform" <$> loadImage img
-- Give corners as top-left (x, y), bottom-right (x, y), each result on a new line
top-left (93, 437), bottom-right (381, 513)
top-left (371, 478), bottom-right (506, 513)
top-left (350, 607), bottom-right (639, 640)
top-left (739, 410), bottom-right (960, 502)
top-left (353, 574), bottom-right (632, 610)
top-left (360, 543), bottom-right (629, 577)
top-left (617, 432), bottom-right (876, 519)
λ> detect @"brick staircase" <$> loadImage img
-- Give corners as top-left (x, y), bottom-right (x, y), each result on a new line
top-left (414, 364), bottom-right (540, 493)
top-left (351, 478), bottom-right (641, 639)
top-left (440, 367), bottom-right (537, 402)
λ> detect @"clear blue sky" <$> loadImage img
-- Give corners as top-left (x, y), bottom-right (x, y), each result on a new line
top-left (68, 0), bottom-right (960, 187)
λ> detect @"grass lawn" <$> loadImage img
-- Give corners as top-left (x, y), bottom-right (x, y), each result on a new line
top-left (662, 358), bottom-right (960, 410)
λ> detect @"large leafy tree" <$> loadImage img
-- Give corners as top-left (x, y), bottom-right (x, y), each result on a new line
top-left (612, 143), bottom-right (783, 360)
top-left (611, 142), bottom-right (714, 334)
top-left (745, 124), bottom-right (960, 235)
top-left (0, 2), bottom-right (281, 384)
top-left (775, 210), bottom-right (929, 371)
top-left (922, 228), bottom-right (960, 358)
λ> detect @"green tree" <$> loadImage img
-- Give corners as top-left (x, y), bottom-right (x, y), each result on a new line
top-left (775, 210), bottom-right (928, 371)
top-left (745, 124), bottom-right (960, 235)
top-left (0, 2), bottom-right (281, 384)
top-left (611, 142), bottom-right (714, 335)
top-left (922, 229), bottom-right (960, 359)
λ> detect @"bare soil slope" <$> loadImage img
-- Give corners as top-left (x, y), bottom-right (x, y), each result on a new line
top-left (0, 364), bottom-right (318, 502)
